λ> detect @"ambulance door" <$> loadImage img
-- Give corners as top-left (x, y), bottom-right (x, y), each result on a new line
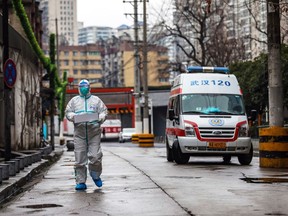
top-left (166, 95), bottom-right (181, 147)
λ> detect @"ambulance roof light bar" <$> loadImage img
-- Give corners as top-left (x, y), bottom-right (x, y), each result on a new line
top-left (187, 66), bottom-right (229, 74)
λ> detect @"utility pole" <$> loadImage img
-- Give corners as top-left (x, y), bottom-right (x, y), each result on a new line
top-left (56, 18), bottom-right (64, 145)
top-left (134, 0), bottom-right (142, 134)
top-left (3, 0), bottom-right (11, 161)
top-left (259, 0), bottom-right (288, 168)
top-left (48, 20), bottom-right (58, 151)
top-left (267, 0), bottom-right (282, 126)
top-left (56, 18), bottom-right (60, 77)
top-left (124, 0), bottom-right (142, 133)
top-left (142, 0), bottom-right (149, 134)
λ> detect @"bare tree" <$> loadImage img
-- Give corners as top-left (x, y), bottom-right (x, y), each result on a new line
top-left (244, 0), bottom-right (288, 47)
top-left (147, 0), bottom-right (246, 67)
top-left (207, 30), bottom-right (246, 66)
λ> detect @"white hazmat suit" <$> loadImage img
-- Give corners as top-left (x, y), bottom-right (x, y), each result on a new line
top-left (65, 79), bottom-right (107, 190)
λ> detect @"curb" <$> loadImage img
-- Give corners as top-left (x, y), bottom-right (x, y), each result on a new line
top-left (0, 147), bottom-right (64, 206)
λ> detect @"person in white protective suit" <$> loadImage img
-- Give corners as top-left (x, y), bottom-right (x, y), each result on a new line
top-left (65, 79), bottom-right (108, 190)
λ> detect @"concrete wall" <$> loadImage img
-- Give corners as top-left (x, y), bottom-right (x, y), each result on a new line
top-left (0, 17), bottom-right (42, 151)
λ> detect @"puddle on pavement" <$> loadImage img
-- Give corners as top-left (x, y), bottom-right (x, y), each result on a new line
top-left (240, 177), bottom-right (288, 184)
top-left (166, 176), bottom-right (201, 179)
top-left (18, 204), bottom-right (63, 209)
top-left (61, 163), bottom-right (75, 166)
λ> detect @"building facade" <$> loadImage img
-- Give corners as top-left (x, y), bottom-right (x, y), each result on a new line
top-left (101, 36), bottom-right (170, 88)
top-left (0, 0), bottom-right (43, 150)
top-left (39, 0), bottom-right (78, 45)
top-left (78, 26), bottom-right (116, 45)
top-left (58, 44), bottom-right (103, 87)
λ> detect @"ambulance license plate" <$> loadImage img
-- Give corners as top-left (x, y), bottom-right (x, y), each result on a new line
top-left (208, 142), bottom-right (226, 149)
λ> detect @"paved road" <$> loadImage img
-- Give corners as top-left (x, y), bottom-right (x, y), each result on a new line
top-left (1, 142), bottom-right (288, 216)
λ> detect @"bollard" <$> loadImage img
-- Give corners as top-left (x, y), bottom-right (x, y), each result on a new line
top-left (5, 161), bottom-right (16, 176)
top-left (27, 155), bottom-right (33, 166)
top-left (138, 134), bottom-right (154, 147)
top-left (66, 140), bottom-right (75, 151)
top-left (31, 153), bottom-right (38, 163)
top-left (259, 126), bottom-right (288, 168)
top-left (35, 152), bottom-right (42, 162)
top-left (131, 134), bottom-right (139, 144)
top-left (21, 156), bottom-right (29, 167)
top-left (11, 159), bottom-right (20, 173)
top-left (16, 157), bottom-right (25, 170)
top-left (0, 164), bottom-right (10, 180)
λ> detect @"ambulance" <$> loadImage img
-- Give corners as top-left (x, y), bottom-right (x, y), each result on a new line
top-left (165, 66), bottom-right (253, 165)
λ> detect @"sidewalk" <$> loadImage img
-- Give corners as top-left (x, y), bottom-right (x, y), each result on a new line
top-left (0, 143), bottom-right (64, 205)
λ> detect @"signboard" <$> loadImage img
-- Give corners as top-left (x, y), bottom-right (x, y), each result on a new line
top-left (3, 58), bottom-right (17, 88)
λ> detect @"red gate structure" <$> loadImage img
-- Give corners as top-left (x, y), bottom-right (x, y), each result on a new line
top-left (65, 87), bottom-right (135, 136)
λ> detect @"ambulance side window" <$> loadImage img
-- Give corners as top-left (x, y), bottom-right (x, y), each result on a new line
top-left (174, 96), bottom-right (180, 116)
top-left (167, 96), bottom-right (180, 119)
top-left (167, 98), bottom-right (172, 118)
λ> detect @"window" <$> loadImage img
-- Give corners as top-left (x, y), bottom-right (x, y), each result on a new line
top-left (87, 51), bottom-right (100, 56)
top-left (159, 77), bottom-right (169, 82)
top-left (90, 69), bottom-right (102, 74)
top-left (81, 70), bottom-right (88, 74)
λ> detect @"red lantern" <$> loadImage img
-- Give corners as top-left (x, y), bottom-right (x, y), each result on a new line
top-left (68, 77), bottom-right (74, 83)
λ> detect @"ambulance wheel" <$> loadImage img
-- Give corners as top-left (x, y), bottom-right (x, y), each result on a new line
top-left (172, 141), bottom-right (190, 164)
top-left (238, 143), bottom-right (253, 165)
top-left (223, 156), bottom-right (231, 164)
top-left (166, 138), bottom-right (174, 162)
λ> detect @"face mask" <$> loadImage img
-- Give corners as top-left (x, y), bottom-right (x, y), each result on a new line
top-left (80, 86), bottom-right (89, 96)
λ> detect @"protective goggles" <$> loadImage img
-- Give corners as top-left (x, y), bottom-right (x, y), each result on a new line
top-left (78, 83), bottom-right (89, 88)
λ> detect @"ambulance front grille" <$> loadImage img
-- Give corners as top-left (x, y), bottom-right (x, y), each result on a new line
top-left (198, 127), bottom-right (235, 138)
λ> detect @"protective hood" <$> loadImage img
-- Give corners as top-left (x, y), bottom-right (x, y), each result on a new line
top-left (78, 79), bottom-right (91, 97)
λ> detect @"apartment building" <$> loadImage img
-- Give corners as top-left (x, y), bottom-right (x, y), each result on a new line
top-left (39, 0), bottom-right (78, 45)
top-left (78, 26), bottom-right (116, 45)
top-left (226, 0), bottom-right (268, 60)
top-left (58, 44), bottom-right (103, 87)
top-left (102, 36), bottom-right (170, 88)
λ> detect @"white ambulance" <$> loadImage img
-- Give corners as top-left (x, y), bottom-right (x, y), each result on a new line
top-left (166, 66), bottom-right (253, 165)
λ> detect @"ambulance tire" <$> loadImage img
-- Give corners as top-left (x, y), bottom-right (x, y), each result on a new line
top-left (172, 141), bottom-right (190, 164)
top-left (166, 138), bottom-right (174, 162)
top-left (238, 143), bottom-right (253, 165)
top-left (223, 155), bottom-right (232, 164)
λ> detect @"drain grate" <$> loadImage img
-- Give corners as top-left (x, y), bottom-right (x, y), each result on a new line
top-left (240, 177), bottom-right (288, 184)
top-left (18, 204), bottom-right (63, 209)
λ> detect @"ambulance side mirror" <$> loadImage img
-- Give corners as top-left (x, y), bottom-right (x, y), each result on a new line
top-left (168, 109), bottom-right (175, 121)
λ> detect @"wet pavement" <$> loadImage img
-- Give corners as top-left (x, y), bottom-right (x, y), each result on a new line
top-left (0, 139), bottom-right (288, 216)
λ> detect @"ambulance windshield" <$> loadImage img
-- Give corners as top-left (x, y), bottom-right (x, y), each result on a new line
top-left (181, 94), bottom-right (245, 115)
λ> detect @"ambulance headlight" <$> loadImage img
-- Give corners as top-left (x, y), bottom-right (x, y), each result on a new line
top-left (185, 123), bottom-right (195, 137)
top-left (238, 124), bottom-right (248, 137)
